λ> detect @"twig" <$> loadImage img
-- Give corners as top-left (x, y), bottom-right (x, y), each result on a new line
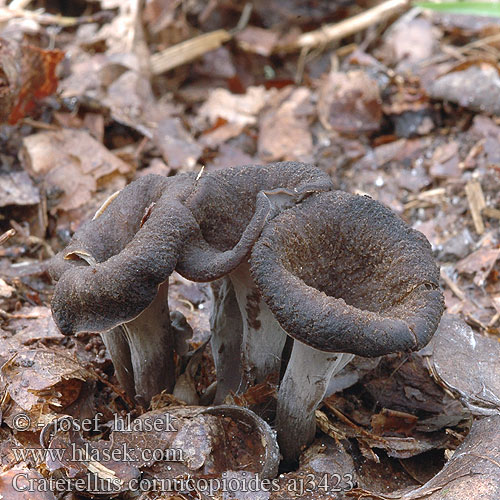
top-left (150, 3), bottom-right (251, 75)
top-left (440, 268), bottom-right (466, 301)
top-left (0, 7), bottom-right (113, 27)
top-left (150, 30), bottom-right (231, 75)
top-left (277, 0), bottom-right (411, 52)
top-left (0, 309), bottom-right (40, 320)
top-left (465, 179), bottom-right (486, 235)
top-left (0, 229), bottom-right (15, 246)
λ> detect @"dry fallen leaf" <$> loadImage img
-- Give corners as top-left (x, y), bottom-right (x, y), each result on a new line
top-left (42, 406), bottom-right (279, 497)
top-left (199, 86), bottom-right (273, 126)
top-left (0, 37), bottom-right (64, 125)
top-left (427, 314), bottom-right (500, 415)
top-left (1, 348), bottom-right (90, 431)
top-left (0, 171), bottom-right (40, 208)
top-left (456, 248), bottom-right (500, 287)
top-left (318, 70), bottom-right (382, 134)
top-left (429, 62), bottom-right (500, 115)
top-left (258, 87), bottom-right (313, 162)
top-left (21, 129), bottom-right (131, 213)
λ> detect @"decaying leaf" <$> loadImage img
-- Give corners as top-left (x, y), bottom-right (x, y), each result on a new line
top-left (456, 248), bottom-right (500, 287)
top-left (427, 313), bottom-right (500, 415)
top-left (0, 171), bottom-right (40, 208)
top-left (21, 129), bottom-right (131, 213)
top-left (1, 348), bottom-right (90, 431)
top-left (352, 415), bottom-right (500, 499)
top-left (258, 87), bottom-right (313, 162)
top-left (0, 466), bottom-right (57, 499)
top-left (318, 70), bottom-right (382, 134)
top-left (153, 117), bottom-right (202, 170)
top-left (41, 405), bottom-right (279, 497)
top-left (0, 37), bottom-right (64, 124)
top-left (429, 62), bottom-right (500, 115)
top-left (199, 86), bottom-right (272, 126)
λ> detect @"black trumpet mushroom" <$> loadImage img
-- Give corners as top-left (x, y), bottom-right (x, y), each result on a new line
top-left (49, 162), bottom-right (332, 406)
top-left (250, 190), bottom-right (444, 464)
top-left (49, 174), bottom-right (196, 404)
top-left (175, 162), bottom-right (333, 401)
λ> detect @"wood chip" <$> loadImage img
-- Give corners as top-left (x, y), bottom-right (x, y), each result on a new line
top-left (465, 179), bottom-right (486, 235)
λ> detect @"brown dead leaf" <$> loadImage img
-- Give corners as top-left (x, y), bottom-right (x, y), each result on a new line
top-left (382, 18), bottom-right (438, 70)
top-left (0, 466), bottom-right (57, 499)
top-left (153, 117), bottom-right (202, 170)
top-left (3, 306), bottom-right (64, 348)
top-left (428, 314), bottom-right (500, 415)
top-left (318, 70), bottom-right (382, 134)
top-left (42, 406), bottom-right (279, 497)
top-left (371, 409), bottom-right (418, 437)
top-left (258, 87), bottom-right (313, 162)
top-left (271, 437), bottom-right (356, 499)
top-left (21, 129), bottom-right (131, 213)
top-left (355, 415), bottom-right (500, 499)
top-left (200, 121), bottom-right (245, 149)
top-left (429, 141), bottom-right (460, 179)
top-left (207, 143), bottom-right (254, 170)
top-left (0, 37), bottom-right (64, 125)
top-left (1, 348), bottom-right (90, 431)
top-left (456, 248), bottom-right (500, 287)
top-left (0, 171), bottom-right (40, 208)
top-left (199, 86), bottom-right (272, 126)
top-left (429, 62), bottom-right (500, 115)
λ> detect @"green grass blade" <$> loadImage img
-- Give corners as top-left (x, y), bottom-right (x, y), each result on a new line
top-left (416, 2), bottom-right (500, 17)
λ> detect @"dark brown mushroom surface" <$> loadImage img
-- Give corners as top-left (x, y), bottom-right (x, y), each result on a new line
top-left (250, 190), bottom-right (444, 464)
top-left (49, 162), bottom-right (333, 404)
top-left (251, 190), bottom-right (444, 356)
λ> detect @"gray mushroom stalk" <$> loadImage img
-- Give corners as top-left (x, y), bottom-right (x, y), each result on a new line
top-left (250, 190), bottom-right (444, 465)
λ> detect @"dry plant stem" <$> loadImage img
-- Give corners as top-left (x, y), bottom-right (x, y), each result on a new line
top-left (230, 262), bottom-right (287, 392)
top-left (150, 30), bottom-right (231, 75)
top-left (0, 229), bottom-right (15, 246)
top-left (483, 207), bottom-right (500, 220)
top-left (0, 7), bottom-right (109, 26)
top-left (277, 341), bottom-right (353, 465)
top-left (278, 0), bottom-right (411, 52)
top-left (210, 277), bottom-right (244, 404)
top-left (121, 281), bottom-right (176, 404)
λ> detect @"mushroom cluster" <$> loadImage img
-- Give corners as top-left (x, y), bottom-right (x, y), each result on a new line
top-left (50, 161), bottom-right (444, 464)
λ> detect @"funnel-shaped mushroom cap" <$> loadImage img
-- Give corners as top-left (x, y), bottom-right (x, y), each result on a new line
top-left (250, 191), bottom-right (444, 356)
top-left (177, 161), bottom-right (333, 281)
top-left (50, 173), bottom-right (198, 335)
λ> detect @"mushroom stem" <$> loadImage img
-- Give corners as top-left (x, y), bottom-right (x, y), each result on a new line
top-left (276, 340), bottom-right (353, 465)
top-left (230, 262), bottom-right (288, 392)
top-left (210, 277), bottom-right (244, 404)
top-left (121, 281), bottom-right (176, 405)
top-left (100, 328), bottom-right (135, 398)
